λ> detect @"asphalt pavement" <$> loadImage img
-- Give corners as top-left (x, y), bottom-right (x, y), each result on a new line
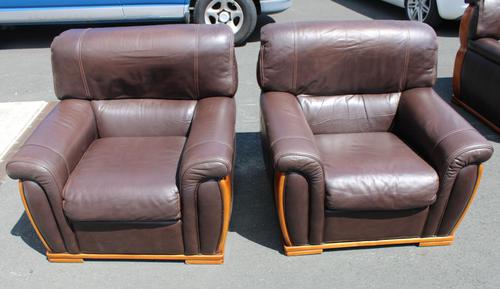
top-left (0, 1), bottom-right (499, 288)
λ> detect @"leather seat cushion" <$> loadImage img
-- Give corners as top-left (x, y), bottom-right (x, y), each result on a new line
top-left (315, 132), bottom-right (439, 211)
top-left (63, 137), bottom-right (184, 222)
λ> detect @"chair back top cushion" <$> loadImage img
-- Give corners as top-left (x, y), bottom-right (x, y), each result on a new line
top-left (468, 0), bottom-right (500, 39)
top-left (51, 24), bottom-right (237, 100)
top-left (258, 21), bottom-right (437, 96)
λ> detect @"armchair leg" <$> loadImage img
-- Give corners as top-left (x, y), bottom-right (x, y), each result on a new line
top-left (185, 257), bottom-right (224, 265)
top-left (47, 256), bottom-right (84, 263)
top-left (418, 239), bottom-right (454, 247)
top-left (284, 247), bottom-right (323, 256)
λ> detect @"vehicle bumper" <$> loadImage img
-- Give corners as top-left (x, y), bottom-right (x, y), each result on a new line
top-left (260, 0), bottom-right (292, 14)
top-left (436, 0), bottom-right (467, 20)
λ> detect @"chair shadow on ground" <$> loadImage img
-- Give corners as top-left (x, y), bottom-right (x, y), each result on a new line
top-left (331, 0), bottom-right (459, 37)
top-left (10, 212), bottom-right (46, 255)
top-left (230, 133), bottom-right (284, 252)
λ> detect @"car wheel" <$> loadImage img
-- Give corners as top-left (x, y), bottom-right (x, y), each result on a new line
top-left (404, 0), bottom-right (442, 27)
top-left (193, 0), bottom-right (257, 45)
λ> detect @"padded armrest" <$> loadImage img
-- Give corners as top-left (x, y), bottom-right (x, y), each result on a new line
top-left (179, 97), bottom-right (235, 255)
top-left (180, 97), bottom-right (236, 184)
top-left (395, 88), bottom-right (493, 176)
top-left (6, 99), bottom-right (97, 253)
top-left (261, 91), bottom-right (325, 245)
top-left (260, 92), bottom-right (323, 176)
top-left (395, 87), bottom-right (493, 235)
top-left (7, 100), bottom-right (97, 190)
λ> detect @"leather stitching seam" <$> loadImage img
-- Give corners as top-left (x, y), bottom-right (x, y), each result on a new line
top-left (270, 136), bottom-right (317, 149)
top-left (77, 29), bottom-right (91, 99)
top-left (400, 24), bottom-right (411, 91)
top-left (23, 144), bottom-right (70, 178)
top-left (430, 128), bottom-right (475, 157)
top-left (184, 140), bottom-right (233, 155)
top-left (8, 160), bottom-right (63, 194)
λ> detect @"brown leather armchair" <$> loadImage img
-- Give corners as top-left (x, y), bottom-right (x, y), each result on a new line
top-left (453, 0), bottom-right (500, 133)
top-left (259, 21), bottom-right (494, 256)
top-left (7, 24), bottom-right (237, 264)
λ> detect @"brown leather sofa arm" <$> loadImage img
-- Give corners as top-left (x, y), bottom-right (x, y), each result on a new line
top-left (395, 88), bottom-right (493, 173)
top-left (179, 97), bottom-right (236, 255)
top-left (6, 99), bottom-right (97, 189)
top-left (261, 92), bottom-right (323, 176)
top-left (261, 91), bottom-right (325, 245)
top-left (395, 88), bottom-right (493, 235)
top-left (6, 99), bottom-right (97, 254)
top-left (180, 97), bottom-right (236, 186)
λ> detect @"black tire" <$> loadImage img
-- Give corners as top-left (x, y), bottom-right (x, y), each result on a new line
top-left (193, 0), bottom-right (257, 45)
top-left (404, 0), bottom-right (442, 28)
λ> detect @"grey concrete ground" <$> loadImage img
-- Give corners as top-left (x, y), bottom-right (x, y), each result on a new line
top-left (0, 0), bottom-right (499, 288)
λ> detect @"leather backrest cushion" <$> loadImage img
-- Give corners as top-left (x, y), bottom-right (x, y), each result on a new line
top-left (91, 99), bottom-right (197, 137)
top-left (298, 93), bottom-right (400, 134)
top-left (51, 24), bottom-right (237, 100)
top-left (470, 0), bottom-right (500, 39)
top-left (258, 21), bottom-right (438, 95)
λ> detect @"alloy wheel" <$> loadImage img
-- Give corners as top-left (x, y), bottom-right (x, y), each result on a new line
top-left (204, 0), bottom-right (245, 33)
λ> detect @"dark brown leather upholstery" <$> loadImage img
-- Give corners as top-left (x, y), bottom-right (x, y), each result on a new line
top-left (261, 91), bottom-right (325, 244)
top-left (394, 88), bottom-right (493, 236)
top-left (7, 24), bottom-right (237, 257)
top-left (258, 21), bottom-right (437, 96)
top-left (315, 132), bottom-right (439, 211)
top-left (260, 21), bottom-right (493, 249)
top-left (63, 137), bottom-right (185, 222)
top-left (467, 0), bottom-right (500, 39)
top-left (454, 0), bottom-right (500, 131)
top-left (91, 99), bottom-right (197, 137)
top-left (52, 24), bottom-right (237, 100)
top-left (298, 93), bottom-right (400, 134)
top-left (180, 96), bottom-right (236, 255)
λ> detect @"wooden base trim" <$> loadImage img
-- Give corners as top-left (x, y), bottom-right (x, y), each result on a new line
top-left (418, 240), bottom-right (454, 247)
top-left (46, 252), bottom-right (224, 264)
top-left (452, 97), bottom-right (500, 134)
top-left (286, 249), bottom-right (323, 256)
top-left (18, 181), bottom-right (52, 253)
top-left (275, 173), bottom-right (292, 246)
top-left (217, 176), bottom-right (232, 254)
top-left (185, 258), bottom-right (224, 265)
top-left (284, 236), bottom-right (454, 256)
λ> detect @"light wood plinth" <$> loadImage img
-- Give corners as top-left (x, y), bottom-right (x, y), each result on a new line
top-left (47, 257), bottom-right (84, 263)
top-left (418, 240), bottom-right (454, 247)
top-left (185, 258), bottom-right (224, 265)
top-left (284, 236), bottom-right (455, 256)
top-left (285, 248), bottom-right (323, 256)
top-left (46, 252), bottom-right (224, 264)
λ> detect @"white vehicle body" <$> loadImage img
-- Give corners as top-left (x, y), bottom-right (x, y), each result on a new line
top-left (381, 0), bottom-right (467, 20)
